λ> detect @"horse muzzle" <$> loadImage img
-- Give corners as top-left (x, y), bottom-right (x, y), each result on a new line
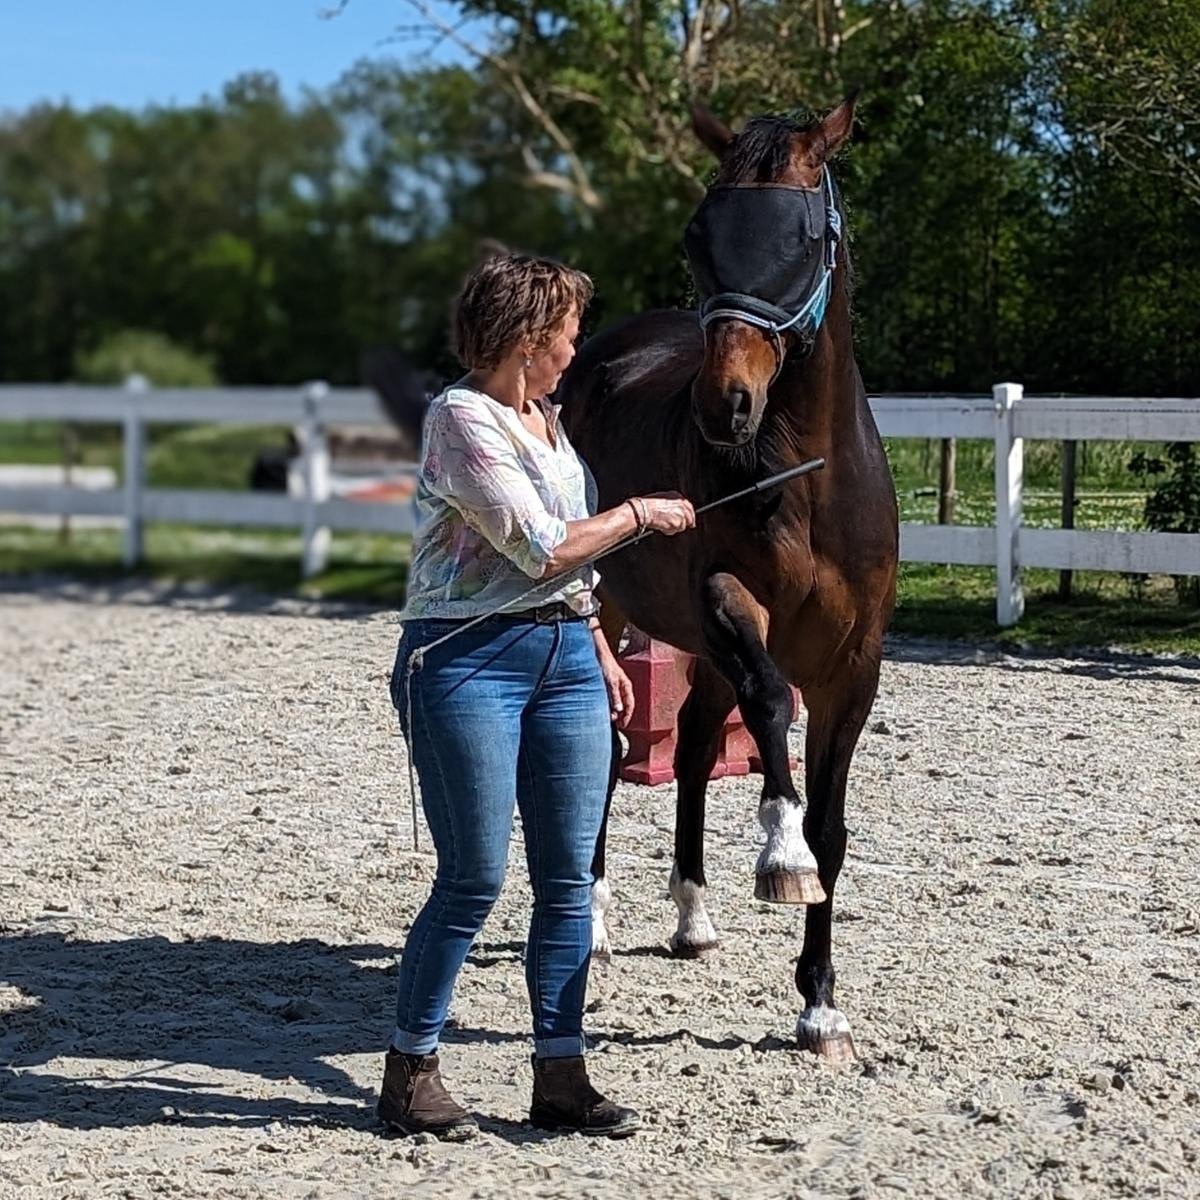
top-left (691, 380), bottom-right (762, 447)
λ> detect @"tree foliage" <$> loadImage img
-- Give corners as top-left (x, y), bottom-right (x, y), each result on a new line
top-left (0, 0), bottom-right (1196, 395)
top-left (75, 329), bottom-right (217, 387)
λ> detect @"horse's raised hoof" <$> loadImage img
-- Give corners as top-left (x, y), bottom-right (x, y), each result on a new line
top-left (754, 869), bottom-right (826, 905)
top-left (796, 1007), bottom-right (856, 1065)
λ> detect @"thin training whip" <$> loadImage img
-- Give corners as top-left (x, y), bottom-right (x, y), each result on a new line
top-left (402, 456), bottom-right (826, 849)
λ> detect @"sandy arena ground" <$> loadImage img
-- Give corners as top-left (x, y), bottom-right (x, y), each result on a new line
top-left (1, 581), bottom-right (1197, 1199)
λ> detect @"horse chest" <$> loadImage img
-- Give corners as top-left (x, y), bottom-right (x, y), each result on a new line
top-left (701, 505), bottom-right (817, 608)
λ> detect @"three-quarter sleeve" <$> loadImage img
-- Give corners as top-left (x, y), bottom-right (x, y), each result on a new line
top-left (421, 399), bottom-right (568, 579)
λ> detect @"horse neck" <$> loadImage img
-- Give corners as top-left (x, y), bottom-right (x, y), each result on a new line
top-left (761, 268), bottom-right (858, 460)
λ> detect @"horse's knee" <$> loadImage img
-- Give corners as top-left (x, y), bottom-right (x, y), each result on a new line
top-left (743, 672), bottom-right (793, 730)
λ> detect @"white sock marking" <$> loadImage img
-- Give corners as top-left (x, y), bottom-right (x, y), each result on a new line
top-left (756, 796), bottom-right (819, 876)
top-left (796, 1005), bottom-right (851, 1043)
top-left (668, 864), bottom-right (718, 949)
top-left (590, 876), bottom-right (613, 957)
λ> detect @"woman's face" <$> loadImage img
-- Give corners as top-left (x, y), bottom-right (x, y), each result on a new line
top-left (523, 307), bottom-right (580, 400)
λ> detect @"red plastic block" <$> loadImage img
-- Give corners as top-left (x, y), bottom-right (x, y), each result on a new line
top-left (618, 634), bottom-right (800, 786)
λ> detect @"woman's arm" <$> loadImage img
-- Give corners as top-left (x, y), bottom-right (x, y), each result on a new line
top-left (589, 614), bottom-right (635, 728)
top-left (544, 496), bottom-right (695, 576)
top-left (426, 399), bottom-right (695, 580)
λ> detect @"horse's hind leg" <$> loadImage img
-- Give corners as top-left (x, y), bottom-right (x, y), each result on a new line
top-left (699, 573), bottom-right (825, 906)
top-left (589, 725), bottom-right (622, 960)
top-left (795, 651), bottom-right (881, 1063)
top-left (669, 658), bottom-right (735, 956)
top-left (590, 598), bottom-right (627, 961)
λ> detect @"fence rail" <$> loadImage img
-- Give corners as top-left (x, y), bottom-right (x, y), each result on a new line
top-left (1, 380), bottom-right (1198, 625)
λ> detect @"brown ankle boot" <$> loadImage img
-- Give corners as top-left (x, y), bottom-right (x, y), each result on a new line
top-left (529, 1055), bottom-right (641, 1138)
top-left (377, 1049), bottom-right (477, 1141)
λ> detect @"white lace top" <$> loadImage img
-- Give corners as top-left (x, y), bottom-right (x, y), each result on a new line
top-left (399, 385), bottom-right (598, 620)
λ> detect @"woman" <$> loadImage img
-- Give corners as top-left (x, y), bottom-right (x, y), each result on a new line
top-left (379, 252), bottom-right (695, 1141)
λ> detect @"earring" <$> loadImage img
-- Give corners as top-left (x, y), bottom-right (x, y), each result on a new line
top-left (522, 356), bottom-right (532, 369)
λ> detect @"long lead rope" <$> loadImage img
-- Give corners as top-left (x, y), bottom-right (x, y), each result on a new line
top-left (401, 456), bottom-right (826, 848)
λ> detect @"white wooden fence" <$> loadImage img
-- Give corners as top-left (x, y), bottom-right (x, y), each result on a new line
top-left (873, 384), bottom-right (1200, 624)
top-left (0, 379), bottom-right (416, 580)
top-left (1, 380), bottom-right (1198, 625)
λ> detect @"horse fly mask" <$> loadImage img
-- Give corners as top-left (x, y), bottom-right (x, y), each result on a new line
top-left (684, 165), bottom-right (842, 378)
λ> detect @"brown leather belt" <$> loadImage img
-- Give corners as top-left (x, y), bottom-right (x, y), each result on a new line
top-left (492, 601), bottom-right (586, 625)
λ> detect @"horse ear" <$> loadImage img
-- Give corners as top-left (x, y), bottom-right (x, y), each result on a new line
top-left (801, 93), bottom-right (859, 168)
top-left (691, 101), bottom-right (734, 160)
top-left (815, 93), bottom-right (858, 160)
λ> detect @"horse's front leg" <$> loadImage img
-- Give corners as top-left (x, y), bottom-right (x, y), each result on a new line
top-left (795, 651), bottom-right (881, 1063)
top-left (669, 658), bottom-right (735, 956)
top-left (699, 573), bottom-right (825, 907)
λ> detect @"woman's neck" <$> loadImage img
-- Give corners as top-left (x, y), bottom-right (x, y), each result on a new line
top-left (463, 363), bottom-right (534, 414)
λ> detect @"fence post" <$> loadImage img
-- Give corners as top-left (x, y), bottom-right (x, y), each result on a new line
top-left (1058, 440), bottom-right (1077, 600)
top-left (938, 437), bottom-right (957, 524)
top-left (301, 380), bottom-right (331, 578)
top-left (993, 381), bottom-right (1025, 626)
top-left (122, 373), bottom-right (148, 568)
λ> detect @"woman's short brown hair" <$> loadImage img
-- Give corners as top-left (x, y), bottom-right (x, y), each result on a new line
top-left (453, 251), bottom-right (594, 370)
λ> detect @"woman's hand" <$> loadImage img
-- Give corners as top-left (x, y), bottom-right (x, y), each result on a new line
top-left (634, 493), bottom-right (696, 536)
top-left (594, 636), bottom-right (635, 728)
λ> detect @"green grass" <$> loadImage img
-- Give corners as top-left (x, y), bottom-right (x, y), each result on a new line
top-left (0, 421), bottom-right (293, 489)
top-left (893, 563), bottom-right (1200, 656)
top-left (885, 436), bottom-right (1153, 530)
top-left (0, 421), bottom-right (123, 469)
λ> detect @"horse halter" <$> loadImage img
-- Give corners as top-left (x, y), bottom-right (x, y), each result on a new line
top-left (684, 165), bottom-right (843, 381)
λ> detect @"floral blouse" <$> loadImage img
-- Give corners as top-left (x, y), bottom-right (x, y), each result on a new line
top-left (399, 384), bottom-right (599, 620)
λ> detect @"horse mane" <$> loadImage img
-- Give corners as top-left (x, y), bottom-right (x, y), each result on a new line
top-left (715, 113), bottom-right (811, 185)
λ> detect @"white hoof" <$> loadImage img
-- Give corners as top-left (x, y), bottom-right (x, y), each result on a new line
top-left (756, 796), bottom-right (819, 876)
top-left (668, 864), bottom-right (719, 955)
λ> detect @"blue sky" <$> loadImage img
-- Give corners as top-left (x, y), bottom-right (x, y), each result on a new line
top-left (0, 1), bottom-right (478, 113)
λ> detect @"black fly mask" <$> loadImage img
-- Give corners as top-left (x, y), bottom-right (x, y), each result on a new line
top-left (684, 165), bottom-right (842, 371)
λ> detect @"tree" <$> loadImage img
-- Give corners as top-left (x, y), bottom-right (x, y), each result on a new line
top-left (75, 329), bottom-right (217, 387)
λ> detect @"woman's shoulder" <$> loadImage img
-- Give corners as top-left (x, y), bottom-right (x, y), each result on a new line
top-left (427, 384), bottom-right (509, 428)
top-left (433, 382), bottom-right (498, 409)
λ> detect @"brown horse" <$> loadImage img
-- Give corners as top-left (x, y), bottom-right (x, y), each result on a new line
top-left (560, 99), bottom-right (898, 1061)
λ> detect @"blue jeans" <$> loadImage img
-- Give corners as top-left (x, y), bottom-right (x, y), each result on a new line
top-left (389, 617), bottom-right (611, 1059)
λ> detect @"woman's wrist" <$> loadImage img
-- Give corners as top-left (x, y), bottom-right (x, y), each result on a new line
top-left (590, 620), bottom-right (614, 657)
top-left (624, 497), bottom-right (645, 534)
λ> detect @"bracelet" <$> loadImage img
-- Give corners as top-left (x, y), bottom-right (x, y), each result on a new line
top-left (625, 497), bottom-right (646, 533)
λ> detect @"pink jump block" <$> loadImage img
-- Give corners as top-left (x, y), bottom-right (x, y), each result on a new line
top-left (618, 635), bottom-right (800, 786)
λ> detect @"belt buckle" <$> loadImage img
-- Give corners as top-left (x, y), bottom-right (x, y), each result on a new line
top-left (535, 602), bottom-right (563, 625)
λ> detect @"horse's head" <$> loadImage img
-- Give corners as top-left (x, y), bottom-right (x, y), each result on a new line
top-left (685, 99), bottom-right (855, 447)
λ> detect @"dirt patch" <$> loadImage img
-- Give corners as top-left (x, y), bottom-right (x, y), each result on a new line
top-left (1, 585), bottom-right (1197, 1198)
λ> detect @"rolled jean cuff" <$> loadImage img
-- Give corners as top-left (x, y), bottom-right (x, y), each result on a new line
top-left (391, 1026), bottom-right (439, 1056)
top-left (534, 1034), bottom-right (587, 1059)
